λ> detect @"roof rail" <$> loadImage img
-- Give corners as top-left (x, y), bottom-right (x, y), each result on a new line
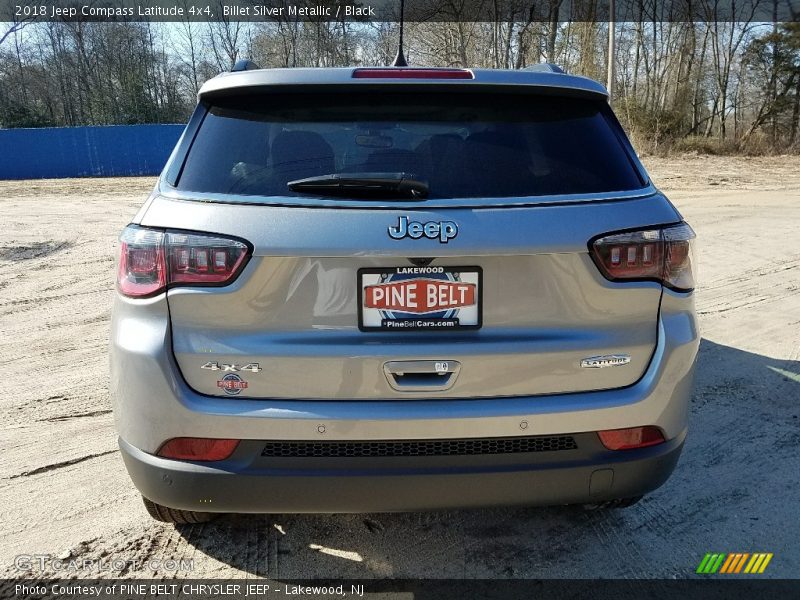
top-left (523, 63), bottom-right (566, 74)
top-left (231, 59), bottom-right (261, 72)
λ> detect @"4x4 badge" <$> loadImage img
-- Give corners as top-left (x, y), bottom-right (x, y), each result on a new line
top-left (201, 362), bottom-right (261, 373)
top-left (388, 216), bottom-right (458, 243)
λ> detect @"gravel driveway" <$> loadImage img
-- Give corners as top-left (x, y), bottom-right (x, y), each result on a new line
top-left (1, 155), bottom-right (798, 580)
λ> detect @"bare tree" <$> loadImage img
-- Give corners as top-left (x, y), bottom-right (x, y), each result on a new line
top-left (1, 12), bottom-right (798, 153)
top-left (0, 17), bottom-right (33, 47)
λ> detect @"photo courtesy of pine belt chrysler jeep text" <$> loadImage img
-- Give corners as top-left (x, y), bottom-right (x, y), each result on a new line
top-left (110, 64), bottom-right (698, 523)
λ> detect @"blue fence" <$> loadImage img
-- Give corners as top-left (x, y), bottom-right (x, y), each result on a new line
top-left (0, 124), bottom-right (185, 179)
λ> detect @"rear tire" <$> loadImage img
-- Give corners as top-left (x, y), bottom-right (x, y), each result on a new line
top-left (142, 496), bottom-right (218, 524)
top-left (582, 495), bottom-right (643, 511)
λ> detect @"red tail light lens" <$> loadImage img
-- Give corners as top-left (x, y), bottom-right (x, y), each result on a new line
top-left (165, 232), bottom-right (249, 284)
top-left (662, 224), bottom-right (696, 290)
top-left (598, 426), bottom-right (666, 450)
top-left (118, 228), bottom-right (167, 298)
top-left (591, 223), bottom-right (696, 291)
top-left (157, 438), bottom-right (240, 461)
top-left (118, 226), bottom-right (250, 297)
top-left (352, 68), bottom-right (474, 79)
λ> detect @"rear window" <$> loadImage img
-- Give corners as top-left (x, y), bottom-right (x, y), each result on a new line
top-left (176, 92), bottom-right (645, 199)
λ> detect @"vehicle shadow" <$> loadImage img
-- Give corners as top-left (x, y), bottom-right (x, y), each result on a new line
top-left (174, 338), bottom-right (799, 578)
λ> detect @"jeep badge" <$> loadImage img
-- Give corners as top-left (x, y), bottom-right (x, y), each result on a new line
top-left (388, 216), bottom-right (458, 244)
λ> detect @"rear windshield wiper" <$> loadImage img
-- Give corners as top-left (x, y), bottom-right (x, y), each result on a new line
top-left (287, 172), bottom-right (428, 199)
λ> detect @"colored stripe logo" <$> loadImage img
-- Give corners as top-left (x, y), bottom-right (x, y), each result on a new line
top-left (697, 553), bottom-right (773, 574)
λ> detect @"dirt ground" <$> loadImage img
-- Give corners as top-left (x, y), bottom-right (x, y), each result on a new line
top-left (0, 155), bottom-right (798, 580)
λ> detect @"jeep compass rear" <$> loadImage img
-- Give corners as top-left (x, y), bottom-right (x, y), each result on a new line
top-left (110, 65), bottom-right (698, 523)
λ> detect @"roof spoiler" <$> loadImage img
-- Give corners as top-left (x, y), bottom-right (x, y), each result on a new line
top-left (198, 66), bottom-right (609, 101)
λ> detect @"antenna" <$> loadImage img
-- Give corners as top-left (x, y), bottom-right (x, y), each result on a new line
top-left (392, 0), bottom-right (408, 67)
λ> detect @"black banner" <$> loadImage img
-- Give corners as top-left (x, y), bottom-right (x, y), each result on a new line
top-left (3, 579), bottom-right (800, 600)
top-left (1, 0), bottom-right (798, 23)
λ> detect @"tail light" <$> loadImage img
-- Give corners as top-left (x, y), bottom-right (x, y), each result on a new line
top-left (591, 223), bottom-right (696, 291)
top-left (598, 426), bottom-right (666, 450)
top-left (157, 438), bottom-right (240, 461)
top-left (118, 226), bottom-right (250, 298)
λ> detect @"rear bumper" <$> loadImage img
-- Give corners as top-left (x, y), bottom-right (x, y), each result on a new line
top-left (119, 433), bottom-right (684, 513)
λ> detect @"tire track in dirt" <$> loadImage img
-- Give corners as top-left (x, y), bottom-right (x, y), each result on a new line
top-left (6, 451), bottom-right (118, 480)
top-left (37, 409), bottom-right (113, 422)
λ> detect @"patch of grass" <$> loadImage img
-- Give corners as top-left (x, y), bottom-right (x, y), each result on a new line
top-left (670, 136), bottom-right (740, 156)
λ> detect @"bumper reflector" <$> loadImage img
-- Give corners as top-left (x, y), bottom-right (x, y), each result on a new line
top-left (597, 426), bottom-right (666, 451)
top-left (157, 438), bottom-right (239, 461)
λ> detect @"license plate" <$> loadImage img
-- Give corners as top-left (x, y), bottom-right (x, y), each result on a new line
top-left (358, 266), bottom-right (482, 332)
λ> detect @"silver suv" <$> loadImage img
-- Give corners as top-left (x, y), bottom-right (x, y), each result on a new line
top-left (110, 65), bottom-right (698, 523)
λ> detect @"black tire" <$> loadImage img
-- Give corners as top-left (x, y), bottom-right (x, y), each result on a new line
top-left (142, 496), bottom-right (218, 524)
top-left (582, 495), bottom-right (643, 511)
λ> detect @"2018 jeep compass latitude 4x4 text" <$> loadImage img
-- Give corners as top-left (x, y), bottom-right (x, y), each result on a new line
top-left (110, 65), bottom-right (698, 523)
